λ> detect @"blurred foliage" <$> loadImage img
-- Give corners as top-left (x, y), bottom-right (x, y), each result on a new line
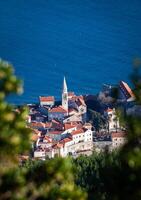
top-left (73, 152), bottom-right (120, 200)
top-left (0, 60), bottom-right (31, 170)
top-left (0, 60), bottom-right (86, 200)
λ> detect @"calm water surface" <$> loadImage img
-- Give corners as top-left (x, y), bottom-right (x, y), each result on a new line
top-left (0, 0), bottom-right (141, 104)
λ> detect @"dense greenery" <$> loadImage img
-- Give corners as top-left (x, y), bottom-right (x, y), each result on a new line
top-left (73, 152), bottom-right (120, 200)
top-left (88, 109), bottom-right (107, 131)
top-left (0, 60), bottom-right (86, 200)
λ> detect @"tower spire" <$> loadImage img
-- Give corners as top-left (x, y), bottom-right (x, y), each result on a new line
top-left (62, 76), bottom-right (68, 113)
top-left (63, 76), bottom-right (68, 93)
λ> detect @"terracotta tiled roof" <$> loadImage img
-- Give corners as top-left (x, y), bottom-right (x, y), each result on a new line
top-left (60, 138), bottom-right (72, 144)
top-left (45, 122), bottom-right (52, 128)
top-left (64, 122), bottom-right (82, 130)
top-left (52, 143), bottom-right (63, 149)
top-left (44, 136), bottom-right (52, 143)
top-left (111, 132), bottom-right (127, 138)
top-left (120, 81), bottom-right (135, 98)
top-left (83, 123), bottom-right (92, 129)
top-left (31, 122), bottom-right (45, 128)
top-left (31, 134), bottom-right (39, 141)
top-left (71, 129), bottom-right (84, 135)
top-left (106, 108), bottom-right (113, 113)
top-left (49, 106), bottom-right (67, 113)
top-left (64, 123), bottom-right (76, 130)
top-left (39, 96), bottom-right (55, 102)
top-left (48, 131), bottom-right (62, 135)
top-left (70, 95), bottom-right (86, 107)
top-left (32, 129), bottom-right (42, 135)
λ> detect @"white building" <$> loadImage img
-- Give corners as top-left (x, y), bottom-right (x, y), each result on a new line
top-left (39, 96), bottom-right (55, 107)
top-left (62, 77), bottom-right (68, 113)
top-left (34, 149), bottom-right (46, 159)
top-left (71, 128), bottom-right (93, 144)
top-left (104, 108), bottom-right (120, 132)
top-left (111, 131), bottom-right (127, 150)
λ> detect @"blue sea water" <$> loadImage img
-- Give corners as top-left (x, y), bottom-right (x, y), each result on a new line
top-left (0, 0), bottom-right (141, 104)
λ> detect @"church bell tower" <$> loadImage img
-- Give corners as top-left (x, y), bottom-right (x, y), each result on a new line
top-left (62, 77), bottom-right (68, 113)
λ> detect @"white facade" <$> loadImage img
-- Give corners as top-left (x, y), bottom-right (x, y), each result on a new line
top-left (63, 114), bottom-right (82, 123)
top-left (37, 142), bottom-right (52, 149)
top-left (62, 77), bottom-right (68, 112)
top-left (72, 129), bottom-right (93, 144)
top-left (34, 150), bottom-right (46, 159)
top-left (40, 101), bottom-right (54, 107)
top-left (39, 96), bottom-right (55, 107)
top-left (112, 136), bottom-right (126, 149)
top-left (105, 108), bottom-right (120, 132)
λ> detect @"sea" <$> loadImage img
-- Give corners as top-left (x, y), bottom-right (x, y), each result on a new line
top-left (0, 0), bottom-right (141, 104)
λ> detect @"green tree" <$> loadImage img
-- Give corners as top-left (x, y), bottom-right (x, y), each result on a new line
top-left (73, 151), bottom-right (120, 200)
top-left (0, 60), bottom-right (86, 200)
top-left (89, 109), bottom-right (106, 132)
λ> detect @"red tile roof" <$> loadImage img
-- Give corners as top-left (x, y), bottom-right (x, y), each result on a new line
top-left (49, 106), bottom-right (67, 113)
top-left (60, 138), bottom-right (72, 144)
top-left (44, 136), bottom-right (52, 143)
top-left (120, 81), bottom-right (135, 98)
top-left (64, 123), bottom-right (76, 130)
top-left (70, 95), bottom-right (86, 106)
top-left (39, 96), bottom-right (55, 102)
top-left (106, 108), bottom-right (113, 113)
top-left (31, 134), bottom-right (39, 141)
top-left (48, 131), bottom-right (62, 135)
top-left (71, 129), bottom-right (84, 135)
top-left (32, 129), bottom-right (42, 135)
top-left (45, 122), bottom-right (52, 128)
top-left (52, 143), bottom-right (63, 149)
top-left (64, 122), bottom-right (82, 130)
top-left (84, 123), bottom-right (92, 128)
top-left (31, 122), bottom-right (45, 128)
top-left (111, 132), bottom-right (127, 138)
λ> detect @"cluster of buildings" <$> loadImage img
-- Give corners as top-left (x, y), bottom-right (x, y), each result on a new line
top-left (93, 80), bottom-right (136, 152)
top-left (28, 78), bottom-right (93, 160)
top-left (26, 78), bottom-right (136, 160)
top-left (93, 107), bottom-right (127, 152)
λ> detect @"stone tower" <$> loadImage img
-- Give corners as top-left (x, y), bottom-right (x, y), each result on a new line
top-left (62, 77), bottom-right (68, 112)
